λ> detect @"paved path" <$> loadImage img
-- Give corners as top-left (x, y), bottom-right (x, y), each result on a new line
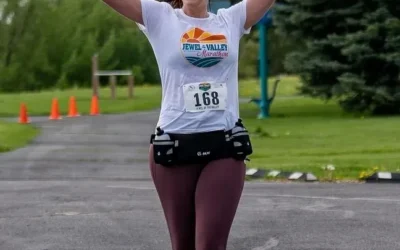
top-left (1, 112), bottom-right (400, 250)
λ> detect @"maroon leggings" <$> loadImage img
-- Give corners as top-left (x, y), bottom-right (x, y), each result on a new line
top-left (149, 145), bottom-right (246, 250)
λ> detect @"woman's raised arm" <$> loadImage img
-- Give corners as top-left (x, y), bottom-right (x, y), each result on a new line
top-left (244, 0), bottom-right (275, 30)
top-left (102, 0), bottom-right (144, 25)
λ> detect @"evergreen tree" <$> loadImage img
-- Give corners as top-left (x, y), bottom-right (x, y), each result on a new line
top-left (275, 0), bottom-right (400, 115)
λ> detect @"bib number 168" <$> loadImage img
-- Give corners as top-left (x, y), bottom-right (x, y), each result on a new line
top-left (194, 92), bottom-right (220, 107)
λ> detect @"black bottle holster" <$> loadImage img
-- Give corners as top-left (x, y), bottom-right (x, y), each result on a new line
top-left (150, 119), bottom-right (253, 167)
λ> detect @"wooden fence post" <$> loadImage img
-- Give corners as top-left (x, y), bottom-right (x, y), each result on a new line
top-left (110, 75), bottom-right (116, 99)
top-left (91, 54), bottom-right (99, 97)
top-left (128, 75), bottom-right (134, 99)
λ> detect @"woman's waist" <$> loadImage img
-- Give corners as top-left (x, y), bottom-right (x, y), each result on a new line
top-left (156, 110), bottom-right (237, 134)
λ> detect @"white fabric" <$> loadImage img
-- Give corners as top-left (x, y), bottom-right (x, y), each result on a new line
top-left (137, 0), bottom-right (251, 133)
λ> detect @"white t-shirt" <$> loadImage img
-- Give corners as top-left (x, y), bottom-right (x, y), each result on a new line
top-left (137, 0), bottom-right (250, 134)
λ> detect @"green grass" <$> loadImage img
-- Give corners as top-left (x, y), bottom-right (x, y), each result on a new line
top-left (239, 77), bottom-right (400, 180)
top-left (0, 85), bottom-right (162, 117)
top-left (239, 75), bottom-right (302, 98)
top-left (1, 76), bottom-right (400, 180)
top-left (0, 121), bottom-right (39, 152)
top-left (0, 76), bottom-right (294, 117)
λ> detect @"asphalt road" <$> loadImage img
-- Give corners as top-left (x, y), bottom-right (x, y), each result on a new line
top-left (1, 111), bottom-right (400, 250)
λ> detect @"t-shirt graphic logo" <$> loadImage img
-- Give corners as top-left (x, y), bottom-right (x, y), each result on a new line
top-left (181, 27), bottom-right (228, 68)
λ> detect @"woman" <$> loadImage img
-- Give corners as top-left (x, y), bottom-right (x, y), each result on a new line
top-left (103, 0), bottom-right (275, 249)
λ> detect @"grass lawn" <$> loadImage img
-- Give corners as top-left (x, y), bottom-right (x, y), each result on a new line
top-left (1, 76), bottom-right (399, 180)
top-left (239, 75), bottom-right (302, 98)
top-left (240, 77), bottom-right (400, 180)
top-left (0, 85), bottom-right (162, 117)
top-left (0, 121), bottom-right (39, 153)
top-left (0, 76), bottom-right (295, 117)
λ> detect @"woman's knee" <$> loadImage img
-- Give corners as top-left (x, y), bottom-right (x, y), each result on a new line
top-left (196, 237), bottom-right (227, 250)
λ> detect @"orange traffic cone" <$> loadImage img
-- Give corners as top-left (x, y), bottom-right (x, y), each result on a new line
top-left (67, 96), bottom-right (80, 117)
top-left (90, 95), bottom-right (100, 116)
top-left (18, 103), bottom-right (30, 124)
top-left (49, 98), bottom-right (62, 120)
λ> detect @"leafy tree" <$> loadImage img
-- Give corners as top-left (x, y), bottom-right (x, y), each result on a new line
top-left (0, 0), bottom-right (157, 92)
top-left (0, 0), bottom-right (293, 92)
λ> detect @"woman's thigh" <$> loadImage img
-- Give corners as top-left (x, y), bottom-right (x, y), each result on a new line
top-left (148, 145), bottom-right (203, 250)
top-left (194, 158), bottom-right (246, 250)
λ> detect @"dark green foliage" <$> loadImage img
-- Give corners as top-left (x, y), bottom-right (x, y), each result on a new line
top-left (0, 0), bottom-right (158, 92)
top-left (0, 0), bottom-right (294, 92)
top-left (275, 0), bottom-right (400, 115)
top-left (238, 22), bottom-right (301, 78)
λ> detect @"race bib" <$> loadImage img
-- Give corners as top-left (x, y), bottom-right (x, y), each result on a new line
top-left (182, 82), bottom-right (227, 112)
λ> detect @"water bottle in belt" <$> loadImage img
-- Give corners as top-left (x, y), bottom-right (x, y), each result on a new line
top-left (153, 127), bottom-right (175, 165)
top-left (231, 119), bottom-right (253, 160)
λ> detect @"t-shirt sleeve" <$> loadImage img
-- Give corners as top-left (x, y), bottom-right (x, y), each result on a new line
top-left (218, 0), bottom-right (251, 38)
top-left (137, 0), bottom-right (172, 39)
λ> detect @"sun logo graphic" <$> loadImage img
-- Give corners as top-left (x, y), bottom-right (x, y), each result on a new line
top-left (181, 27), bottom-right (228, 68)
